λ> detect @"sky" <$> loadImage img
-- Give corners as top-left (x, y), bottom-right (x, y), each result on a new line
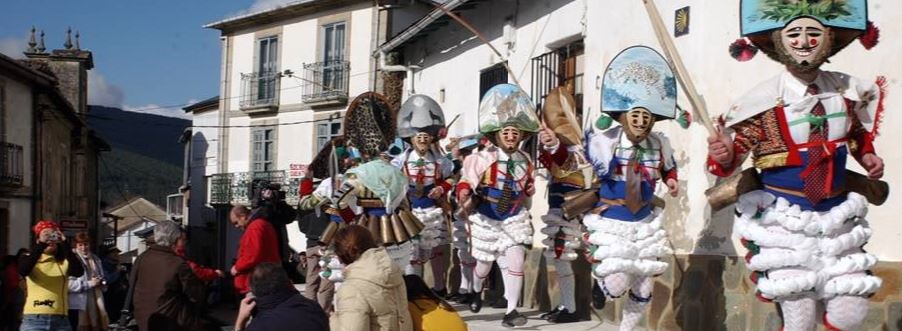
top-left (0, 0), bottom-right (296, 119)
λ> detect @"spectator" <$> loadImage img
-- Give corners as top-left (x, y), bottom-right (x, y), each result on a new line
top-left (99, 247), bottom-right (126, 323)
top-left (230, 205), bottom-right (281, 296)
top-left (19, 220), bottom-right (85, 331)
top-left (67, 232), bottom-right (109, 331)
top-left (174, 233), bottom-right (223, 283)
top-left (403, 275), bottom-right (467, 331)
top-left (2, 249), bottom-right (28, 331)
top-left (297, 177), bottom-right (337, 312)
top-left (132, 221), bottom-right (214, 331)
top-left (330, 225), bottom-right (412, 331)
top-left (234, 263), bottom-right (328, 331)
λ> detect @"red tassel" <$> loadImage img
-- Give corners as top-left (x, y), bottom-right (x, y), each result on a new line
top-left (729, 38), bottom-right (758, 62)
top-left (859, 21), bottom-right (880, 50)
top-left (871, 76), bottom-right (887, 138)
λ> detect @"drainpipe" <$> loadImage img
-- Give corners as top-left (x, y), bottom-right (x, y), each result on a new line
top-left (31, 89), bottom-right (40, 231)
top-left (377, 51), bottom-right (421, 95)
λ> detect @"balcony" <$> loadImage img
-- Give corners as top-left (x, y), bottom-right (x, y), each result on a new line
top-left (239, 71), bottom-right (281, 112)
top-left (208, 171), bottom-right (301, 206)
top-left (0, 143), bottom-right (24, 187)
top-left (302, 60), bottom-right (350, 106)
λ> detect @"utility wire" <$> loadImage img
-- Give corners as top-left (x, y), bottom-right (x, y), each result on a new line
top-left (99, 154), bottom-right (166, 222)
top-left (118, 67), bottom-right (377, 114)
top-left (87, 113), bottom-right (344, 129)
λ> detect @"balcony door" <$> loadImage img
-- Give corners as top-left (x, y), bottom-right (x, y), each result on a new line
top-left (322, 22), bottom-right (346, 92)
top-left (257, 36), bottom-right (279, 102)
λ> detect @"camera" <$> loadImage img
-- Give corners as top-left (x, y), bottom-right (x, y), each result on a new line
top-left (249, 179), bottom-right (286, 208)
top-left (45, 231), bottom-right (62, 243)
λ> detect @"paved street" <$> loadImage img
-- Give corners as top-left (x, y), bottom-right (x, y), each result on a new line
top-left (453, 303), bottom-right (621, 331)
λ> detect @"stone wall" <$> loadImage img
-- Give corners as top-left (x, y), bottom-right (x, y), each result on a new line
top-left (535, 253), bottom-right (902, 331)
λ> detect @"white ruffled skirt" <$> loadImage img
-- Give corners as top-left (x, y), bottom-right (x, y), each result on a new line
top-left (734, 190), bottom-right (881, 301)
top-left (468, 210), bottom-right (534, 262)
top-left (411, 206), bottom-right (450, 251)
top-left (583, 209), bottom-right (671, 278)
top-left (540, 208), bottom-right (582, 261)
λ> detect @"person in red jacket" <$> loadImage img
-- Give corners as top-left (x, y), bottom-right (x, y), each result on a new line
top-left (230, 205), bottom-right (281, 295)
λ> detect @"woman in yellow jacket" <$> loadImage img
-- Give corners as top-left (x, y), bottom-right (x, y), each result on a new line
top-left (403, 275), bottom-right (467, 331)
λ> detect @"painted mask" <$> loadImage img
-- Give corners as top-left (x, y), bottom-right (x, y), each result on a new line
top-left (496, 126), bottom-right (523, 153)
top-left (620, 107), bottom-right (654, 143)
top-left (777, 17), bottom-right (832, 72)
top-left (412, 132), bottom-right (433, 155)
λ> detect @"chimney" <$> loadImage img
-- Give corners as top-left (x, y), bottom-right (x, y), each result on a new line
top-left (25, 27), bottom-right (94, 116)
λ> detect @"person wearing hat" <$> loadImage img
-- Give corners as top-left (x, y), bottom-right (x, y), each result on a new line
top-left (584, 46), bottom-right (682, 331)
top-left (707, 1), bottom-right (885, 330)
top-left (391, 94), bottom-right (454, 296)
top-left (325, 92), bottom-right (424, 275)
top-left (535, 87), bottom-right (592, 323)
top-left (18, 220), bottom-right (85, 331)
top-left (445, 136), bottom-right (480, 304)
top-left (456, 83), bottom-right (539, 327)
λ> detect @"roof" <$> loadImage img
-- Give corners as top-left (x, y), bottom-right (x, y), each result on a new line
top-left (377, 0), bottom-right (487, 54)
top-left (205, 0), bottom-right (366, 33)
top-left (104, 197), bottom-right (167, 231)
top-left (0, 52), bottom-right (56, 87)
top-left (182, 96), bottom-right (219, 113)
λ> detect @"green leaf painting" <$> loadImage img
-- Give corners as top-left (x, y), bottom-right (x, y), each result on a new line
top-left (760, 0), bottom-right (853, 22)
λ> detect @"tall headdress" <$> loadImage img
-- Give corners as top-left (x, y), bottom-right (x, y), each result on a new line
top-left (344, 92), bottom-right (396, 158)
top-left (598, 45), bottom-right (678, 128)
top-left (478, 83), bottom-right (540, 141)
top-left (731, 0), bottom-right (877, 62)
top-left (397, 94), bottom-right (445, 139)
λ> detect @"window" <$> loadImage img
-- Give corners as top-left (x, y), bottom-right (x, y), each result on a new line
top-left (252, 127), bottom-right (276, 172)
top-left (257, 36), bottom-right (279, 102)
top-left (316, 120), bottom-right (342, 150)
top-left (479, 63), bottom-right (508, 100)
top-left (322, 22), bottom-right (346, 89)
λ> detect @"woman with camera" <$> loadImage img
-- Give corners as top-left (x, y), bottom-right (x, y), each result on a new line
top-left (67, 232), bottom-right (109, 331)
top-left (18, 220), bottom-right (85, 331)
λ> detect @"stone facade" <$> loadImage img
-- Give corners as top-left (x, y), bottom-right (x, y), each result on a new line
top-left (528, 253), bottom-right (902, 330)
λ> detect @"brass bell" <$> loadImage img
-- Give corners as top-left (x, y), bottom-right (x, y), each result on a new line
top-left (391, 214), bottom-right (410, 243)
top-left (367, 215), bottom-right (383, 245)
top-left (319, 222), bottom-right (340, 246)
top-left (380, 215), bottom-right (397, 245)
top-left (399, 210), bottom-right (425, 236)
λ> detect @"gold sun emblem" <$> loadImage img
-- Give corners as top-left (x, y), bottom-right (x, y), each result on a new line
top-left (675, 7), bottom-right (690, 36)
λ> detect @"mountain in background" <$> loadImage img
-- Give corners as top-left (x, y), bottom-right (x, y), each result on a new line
top-left (88, 105), bottom-right (190, 208)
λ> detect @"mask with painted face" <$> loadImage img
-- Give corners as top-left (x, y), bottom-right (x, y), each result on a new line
top-left (620, 108), bottom-right (654, 143)
top-left (412, 132), bottom-right (433, 155)
top-left (775, 17), bottom-right (833, 72)
top-left (496, 126), bottom-right (523, 153)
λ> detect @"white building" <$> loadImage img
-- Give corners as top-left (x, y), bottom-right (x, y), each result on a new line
top-left (198, 0), bottom-right (400, 268)
top-left (377, 1), bottom-right (902, 326)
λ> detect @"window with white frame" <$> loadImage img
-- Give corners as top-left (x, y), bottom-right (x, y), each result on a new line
top-left (252, 127), bottom-right (276, 172)
top-left (316, 120), bottom-right (342, 151)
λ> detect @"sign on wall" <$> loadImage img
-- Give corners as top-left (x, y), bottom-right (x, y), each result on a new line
top-left (60, 219), bottom-right (88, 235)
top-left (288, 164), bottom-right (308, 179)
top-left (675, 6), bottom-right (690, 37)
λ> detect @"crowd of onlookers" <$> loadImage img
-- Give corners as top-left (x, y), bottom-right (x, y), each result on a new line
top-left (2, 202), bottom-right (467, 331)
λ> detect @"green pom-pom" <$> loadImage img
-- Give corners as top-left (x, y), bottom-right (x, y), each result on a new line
top-left (595, 114), bottom-right (613, 130)
top-left (676, 107), bottom-right (692, 129)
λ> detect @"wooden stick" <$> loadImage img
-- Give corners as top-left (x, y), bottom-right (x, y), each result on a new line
top-left (642, 0), bottom-right (716, 135)
top-left (434, 4), bottom-right (522, 88)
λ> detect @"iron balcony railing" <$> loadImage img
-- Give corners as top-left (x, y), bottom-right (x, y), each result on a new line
top-left (209, 171), bottom-right (301, 206)
top-left (1, 142), bottom-right (24, 186)
top-left (239, 71), bottom-right (281, 109)
top-left (302, 60), bottom-right (350, 104)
